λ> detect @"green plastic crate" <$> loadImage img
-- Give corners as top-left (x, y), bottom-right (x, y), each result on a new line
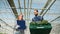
top-left (29, 23), bottom-right (52, 34)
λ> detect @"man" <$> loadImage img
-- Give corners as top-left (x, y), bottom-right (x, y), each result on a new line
top-left (17, 14), bottom-right (26, 34)
top-left (32, 9), bottom-right (43, 22)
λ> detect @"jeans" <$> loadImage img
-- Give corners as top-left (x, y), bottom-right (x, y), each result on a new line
top-left (20, 30), bottom-right (24, 34)
top-left (15, 29), bottom-right (24, 34)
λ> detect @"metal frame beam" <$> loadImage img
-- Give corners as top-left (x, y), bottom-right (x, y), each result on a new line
top-left (40, 0), bottom-right (52, 15)
top-left (1, 7), bottom-right (47, 10)
top-left (42, 0), bottom-right (56, 16)
top-left (18, 0), bottom-right (22, 13)
top-left (46, 13), bottom-right (60, 15)
top-left (29, 0), bottom-right (32, 19)
top-left (24, 0), bottom-right (26, 19)
top-left (27, 0), bottom-right (29, 20)
top-left (50, 16), bottom-right (60, 22)
top-left (0, 19), bottom-right (14, 30)
top-left (7, 0), bottom-right (18, 18)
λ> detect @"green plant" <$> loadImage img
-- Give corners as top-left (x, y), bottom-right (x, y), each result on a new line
top-left (40, 20), bottom-right (48, 24)
top-left (0, 32), bottom-right (6, 34)
top-left (30, 20), bottom-right (48, 25)
top-left (0, 33), bottom-right (3, 34)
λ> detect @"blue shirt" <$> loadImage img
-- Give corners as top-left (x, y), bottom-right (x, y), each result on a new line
top-left (17, 20), bottom-right (26, 30)
top-left (32, 16), bottom-right (43, 22)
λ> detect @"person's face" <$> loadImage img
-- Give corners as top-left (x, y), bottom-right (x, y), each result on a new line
top-left (18, 15), bottom-right (23, 20)
top-left (34, 10), bottom-right (38, 16)
top-left (20, 15), bottom-right (23, 19)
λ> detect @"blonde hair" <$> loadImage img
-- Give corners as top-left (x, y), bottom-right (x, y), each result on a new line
top-left (17, 14), bottom-right (23, 20)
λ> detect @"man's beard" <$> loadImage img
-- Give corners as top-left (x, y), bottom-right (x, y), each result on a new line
top-left (35, 14), bottom-right (38, 16)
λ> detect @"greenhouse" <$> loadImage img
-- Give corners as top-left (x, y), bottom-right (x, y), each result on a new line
top-left (0, 0), bottom-right (60, 34)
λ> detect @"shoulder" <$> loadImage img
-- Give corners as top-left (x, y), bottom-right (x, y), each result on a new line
top-left (38, 16), bottom-right (43, 17)
top-left (38, 16), bottom-right (41, 17)
top-left (22, 20), bottom-right (25, 22)
top-left (38, 16), bottom-right (43, 19)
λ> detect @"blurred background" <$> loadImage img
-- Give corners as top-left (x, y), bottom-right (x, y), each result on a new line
top-left (0, 0), bottom-right (60, 34)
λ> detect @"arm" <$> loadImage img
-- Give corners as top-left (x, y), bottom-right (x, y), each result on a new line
top-left (17, 20), bottom-right (20, 25)
top-left (42, 16), bottom-right (44, 20)
top-left (41, 16), bottom-right (44, 21)
top-left (38, 16), bottom-right (43, 21)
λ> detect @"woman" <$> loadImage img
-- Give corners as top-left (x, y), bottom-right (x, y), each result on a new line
top-left (17, 14), bottom-right (26, 34)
